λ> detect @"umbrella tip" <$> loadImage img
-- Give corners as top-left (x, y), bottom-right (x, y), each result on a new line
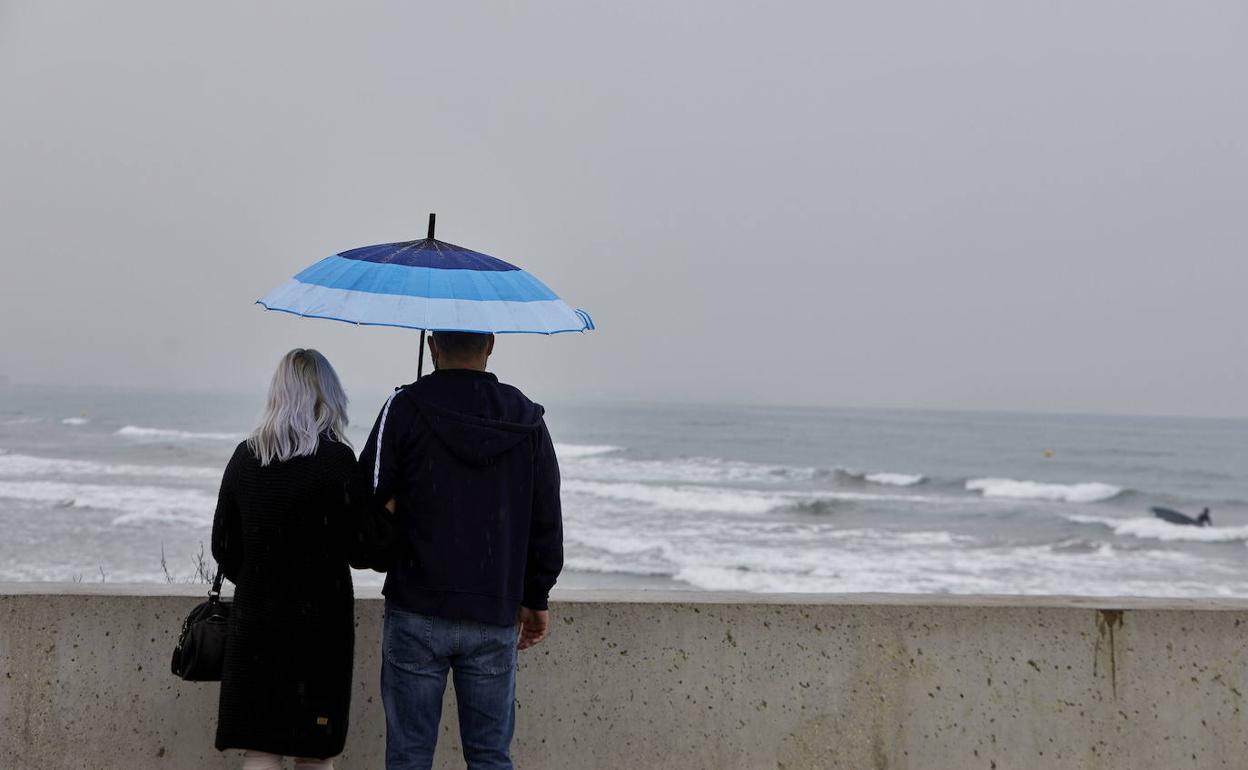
top-left (427, 213), bottom-right (436, 240)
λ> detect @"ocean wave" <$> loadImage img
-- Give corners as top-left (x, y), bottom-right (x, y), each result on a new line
top-left (864, 472), bottom-right (925, 487)
top-left (562, 450), bottom-right (935, 491)
top-left (966, 477), bottom-right (1122, 503)
top-left (564, 519), bottom-right (1232, 595)
top-left (554, 443), bottom-right (622, 459)
top-left (829, 468), bottom-right (926, 487)
top-left (0, 480), bottom-right (214, 526)
top-left (560, 447), bottom-right (931, 490)
top-left (1066, 514), bottom-right (1248, 543)
top-left (116, 425), bottom-right (240, 441)
top-left (563, 453), bottom-right (816, 486)
top-left (61, 417), bottom-right (90, 425)
top-left (563, 480), bottom-right (789, 514)
top-left (563, 479), bottom-right (952, 515)
top-left (0, 452), bottom-right (219, 481)
top-left (564, 525), bottom-right (972, 586)
top-left (564, 554), bottom-right (676, 578)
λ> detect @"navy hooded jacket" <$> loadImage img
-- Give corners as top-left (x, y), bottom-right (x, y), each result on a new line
top-left (358, 369), bottom-right (563, 627)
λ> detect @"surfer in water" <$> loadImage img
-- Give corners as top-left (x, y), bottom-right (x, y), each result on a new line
top-left (1151, 506), bottom-right (1213, 527)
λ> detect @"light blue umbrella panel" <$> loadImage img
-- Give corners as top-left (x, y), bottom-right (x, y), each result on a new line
top-left (258, 214), bottom-right (594, 376)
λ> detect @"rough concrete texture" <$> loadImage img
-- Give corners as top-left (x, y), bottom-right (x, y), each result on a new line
top-left (1, 586), bottom-right (1246, 769)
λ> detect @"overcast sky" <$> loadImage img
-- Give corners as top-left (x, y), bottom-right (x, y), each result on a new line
top-left (1, 2), bottom-right (1245, 417)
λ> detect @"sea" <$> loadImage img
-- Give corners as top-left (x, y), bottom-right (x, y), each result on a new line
top-left (2, 384), bottom-right (1246, 597)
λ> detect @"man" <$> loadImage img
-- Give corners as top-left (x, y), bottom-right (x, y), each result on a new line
top-left (359, 331), bottom-right (563, 770)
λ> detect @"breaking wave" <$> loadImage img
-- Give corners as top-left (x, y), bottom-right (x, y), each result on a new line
top-left (0, 480), bottom-right (214, 527)
top-left (1066, 514), bottom-right (1248, 543)
top-left (117, 425), bottom-right (240, 441)
top-left (0, 452), bottom-right (218, 481)
top-left (563, 480), bottom-right (789, 515)
top-left (830, 469), bottom-right (926, 487)
top-left (563, 521), bottom-right (1229, 596)
top-left (554, 443), bottom-right (622, 459)
top-left (560, 451), bottom-right (929, 490)
top-left (562, 453), bottom-right (815, 486)
top-left (562, 479), bottom-right (951, 515)
top-left (864, 472), bottom-right (925, 487)
top-left (967, 477), bottom-right (1122, 503)
top-left (61, 417), bottom-right (90, 425)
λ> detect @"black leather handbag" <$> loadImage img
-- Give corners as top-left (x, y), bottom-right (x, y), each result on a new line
top-left (170, 572), bottom-right (230, 681)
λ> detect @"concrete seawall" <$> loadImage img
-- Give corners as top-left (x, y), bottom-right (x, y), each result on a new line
top-left (1, 586), bottom-right (1245, 769)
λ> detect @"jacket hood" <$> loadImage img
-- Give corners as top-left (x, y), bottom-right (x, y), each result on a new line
top-left (418, 401), bottom-right (545, 466)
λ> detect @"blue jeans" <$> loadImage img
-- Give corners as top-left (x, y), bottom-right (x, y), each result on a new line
top-left (381, 605), bottom-right (518, 770)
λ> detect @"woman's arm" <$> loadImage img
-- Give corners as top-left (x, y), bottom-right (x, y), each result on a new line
top-left (326, 444), bottom-right (366, 565)
top-left (211, 445), bottom-right (245, 583)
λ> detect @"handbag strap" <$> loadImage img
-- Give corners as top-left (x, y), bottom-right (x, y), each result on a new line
top-left (209, 570), bottom-right (224, 600)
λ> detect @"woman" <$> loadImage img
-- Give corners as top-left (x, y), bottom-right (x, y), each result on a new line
top-left (211, 349), bottom-right (357, 770)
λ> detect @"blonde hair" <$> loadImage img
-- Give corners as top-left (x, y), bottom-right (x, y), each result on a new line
top-left (247, 348), bottom-right (351, 466)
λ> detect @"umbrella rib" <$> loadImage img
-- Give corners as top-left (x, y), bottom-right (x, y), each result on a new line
top-left (425, 239), bottom-right (440, 330)
top-left (390, 238), bottom-right (422, 265)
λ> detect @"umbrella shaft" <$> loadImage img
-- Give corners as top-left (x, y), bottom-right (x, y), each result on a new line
top-left (418, 329), bottom-right (426, 378)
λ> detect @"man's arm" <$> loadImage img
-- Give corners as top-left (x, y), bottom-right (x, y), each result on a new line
top-left (519, 419), bottom-right (563, 649)
top-left (349, 391), bottom-right (408, 570)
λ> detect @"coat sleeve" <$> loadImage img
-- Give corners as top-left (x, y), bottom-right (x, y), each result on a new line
top-left (323, 443), bottom-right (361, 564)
top-left (211, 445), bottom-right (245, 583)
top-left (522, 420), bottom-right (564, 610)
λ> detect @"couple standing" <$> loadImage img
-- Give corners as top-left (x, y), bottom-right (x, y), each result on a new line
top-left (210, 331), bottom-right (563, 770)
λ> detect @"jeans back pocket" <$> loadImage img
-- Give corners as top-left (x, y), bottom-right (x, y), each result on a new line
top-left (384, 609), bottom-right (436, 674)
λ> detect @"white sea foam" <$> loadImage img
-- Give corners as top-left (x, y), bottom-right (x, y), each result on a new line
top-left (0, 452), bottom-right (219, 481)
top-left (0, 480), bottom-right (214, 526)
top-left (554, 443), bottom-right (622, 459)
top-left (563, 479), bottom-right (953, 515)
top-left (563, 454), bottom-right (814, 486)
top-left (1066, 514), bottom-right (1248, 543)
top-left (561, 450), bottom-right (924, 490)
top-left (564, 511), bottom-right (1237, 596)
top-left (61, 417), bottom-right (90, 425)
top-left (864, 472), bottom-right (925, 487)
top-left (563, 480), bottom-right (790, 515)
top-left (966, 477), bottom-right (1122, 503)
top-left (117, 425), bottom-right (240, 441)
top-left (564, 524), bottom-right (974, 587)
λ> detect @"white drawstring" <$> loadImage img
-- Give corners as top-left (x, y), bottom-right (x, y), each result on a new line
top-left (373, 391), bottom-right (399, 493)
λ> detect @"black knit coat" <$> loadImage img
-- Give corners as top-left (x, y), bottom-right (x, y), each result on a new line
top-left (210, 437), bottom-right (356, 759)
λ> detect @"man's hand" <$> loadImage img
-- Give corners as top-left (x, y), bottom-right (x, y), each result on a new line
top-left (517, 607), bottom-right (549, 650)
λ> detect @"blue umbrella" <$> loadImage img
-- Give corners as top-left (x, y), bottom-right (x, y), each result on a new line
top-left (258, 214), bottom-right (594, 375)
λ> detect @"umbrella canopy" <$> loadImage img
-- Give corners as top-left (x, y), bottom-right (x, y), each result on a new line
top-left (257, 215), bottom-right (594, 335)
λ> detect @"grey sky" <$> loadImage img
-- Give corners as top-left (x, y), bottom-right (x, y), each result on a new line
top-left (2, 1), bottom-right (1245, 417)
